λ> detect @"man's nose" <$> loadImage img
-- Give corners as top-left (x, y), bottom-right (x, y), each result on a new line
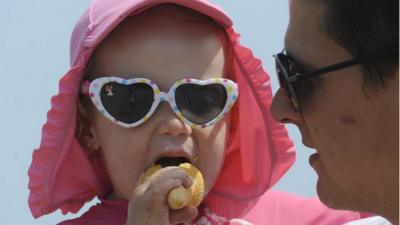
top-left (270, 88), bottom-right (302, 124)
top-left (154, 103), bottom-right (193, 137)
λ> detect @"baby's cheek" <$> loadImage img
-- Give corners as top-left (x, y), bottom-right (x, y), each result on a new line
top-left (101, 141), bottom-right (149, 199)
top-left (195, 125), bottom-right (227, 195)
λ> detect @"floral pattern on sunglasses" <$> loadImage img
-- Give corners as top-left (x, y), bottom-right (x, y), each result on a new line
top-left (81, 77), bottom-right (239, 128)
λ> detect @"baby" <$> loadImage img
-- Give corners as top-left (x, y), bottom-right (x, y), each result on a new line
top-left (28, 0), bottom-right (365, 224)
top-left (79, 4), bottom-right (236, 224)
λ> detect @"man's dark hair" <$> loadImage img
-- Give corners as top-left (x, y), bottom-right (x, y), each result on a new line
top-left (320, 0), bottom-right (399, 87)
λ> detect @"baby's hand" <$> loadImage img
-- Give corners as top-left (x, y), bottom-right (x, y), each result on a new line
top-left (125, 167), bottom-right (199, 225)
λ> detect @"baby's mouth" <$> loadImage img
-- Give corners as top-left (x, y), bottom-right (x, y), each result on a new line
top-left (154, 157), bottom-right (190, 168)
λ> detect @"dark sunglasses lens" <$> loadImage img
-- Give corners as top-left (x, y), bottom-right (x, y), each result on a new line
top-left (275, 61), bottom-right (286, 88)
top-left (275, 56), bottom-right (292, 97)
top-left (175, 84), bottom-right (227, 124)
top-left (276, 54), bottom-right (300, 109)
top-left (100, 82), bottom-right (154, 124)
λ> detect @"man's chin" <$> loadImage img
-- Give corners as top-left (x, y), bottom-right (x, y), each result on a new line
top-left (316, 179), bottom-right (349, 210)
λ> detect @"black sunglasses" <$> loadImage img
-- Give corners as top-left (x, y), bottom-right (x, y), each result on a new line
top-left (273, 47), bottom-right (399, 110)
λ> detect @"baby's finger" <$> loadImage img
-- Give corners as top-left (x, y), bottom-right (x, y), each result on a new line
top-left (134, 167), bottom-right (194, 210)
top-left (148, 166), bottom-right (193, 188)
top-left (145, 178), bottom-right (182, 202)
top-left (169, 206), bottom-right (199, 225)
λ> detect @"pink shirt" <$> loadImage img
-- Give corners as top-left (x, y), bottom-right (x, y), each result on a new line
top-left (58, 191), bottom-right (363, 225)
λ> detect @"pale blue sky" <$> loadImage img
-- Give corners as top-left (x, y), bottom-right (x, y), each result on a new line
top-left (0, 1), bottom-right (317, 224)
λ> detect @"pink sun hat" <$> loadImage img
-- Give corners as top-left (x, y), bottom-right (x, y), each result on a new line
top-left (28, 0), bottom-right (295, 219)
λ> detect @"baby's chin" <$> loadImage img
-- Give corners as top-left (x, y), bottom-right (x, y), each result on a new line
top-left (102, 172), bottom-right (144, 201)
top-left (105, 189), bottom-right (129, 201)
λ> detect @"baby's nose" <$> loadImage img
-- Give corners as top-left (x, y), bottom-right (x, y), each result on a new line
top-left (155, 103), bottom-right (192, 137)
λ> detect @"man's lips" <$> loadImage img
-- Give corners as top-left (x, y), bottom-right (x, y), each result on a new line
top-left (309, 153), bottom-right (320, 167)
top-left (302, 139), bottom-right (314, 148)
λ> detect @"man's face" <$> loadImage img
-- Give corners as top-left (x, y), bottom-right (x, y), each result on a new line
top-left (271, 0), bottom-right (399, 213)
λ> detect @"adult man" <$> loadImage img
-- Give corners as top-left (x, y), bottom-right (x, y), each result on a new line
top-left (271, 0), bottom-right (399, 224)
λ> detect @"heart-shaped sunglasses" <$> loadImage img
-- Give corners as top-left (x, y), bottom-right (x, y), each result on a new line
top-left (81, 77), bottom-right (239, 128)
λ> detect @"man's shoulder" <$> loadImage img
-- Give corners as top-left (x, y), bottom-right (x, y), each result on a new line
top-left (241, 190), bottom-right (362, 225)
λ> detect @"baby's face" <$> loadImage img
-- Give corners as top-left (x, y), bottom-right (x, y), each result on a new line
top-left (88, 6), bottom-right (229, 200)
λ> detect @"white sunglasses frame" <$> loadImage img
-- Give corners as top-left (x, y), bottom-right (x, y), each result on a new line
top-left (81, 77), bottom-right (239, 128)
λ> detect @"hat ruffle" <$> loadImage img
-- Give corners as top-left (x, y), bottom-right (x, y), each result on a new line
top-left (204, 28), bottom-right (295, 218)
top-left (28, 65), bottom-right (110, 218)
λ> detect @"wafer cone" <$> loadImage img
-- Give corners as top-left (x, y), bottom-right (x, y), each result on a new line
top-left (140, 163), bottom-right (205, 210)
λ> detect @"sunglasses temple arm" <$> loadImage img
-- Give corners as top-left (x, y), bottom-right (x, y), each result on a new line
top-left (290, 47), bottom-right (399, 82)
top-left (290, 58), bottom-right (363, 82)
